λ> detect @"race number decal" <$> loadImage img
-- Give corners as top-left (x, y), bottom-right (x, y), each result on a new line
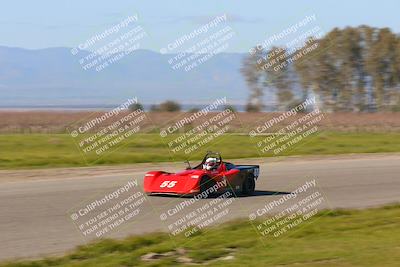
top-left (160, 181), bottom-right (177, 188)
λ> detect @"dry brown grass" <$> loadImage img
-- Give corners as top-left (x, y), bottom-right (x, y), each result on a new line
top-left (0, 111), bottom-right (399, 133)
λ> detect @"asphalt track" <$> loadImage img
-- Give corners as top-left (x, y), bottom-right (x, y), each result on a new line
top-left (0, 154), bottom-right (399, 261)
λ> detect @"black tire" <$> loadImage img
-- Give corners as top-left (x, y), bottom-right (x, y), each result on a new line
top-left (199, 176), bottom-right (216, 197)
top-left (242, 174), bottom-right (255, 196)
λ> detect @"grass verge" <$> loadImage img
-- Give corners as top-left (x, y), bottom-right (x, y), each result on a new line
top-left (1, 205), bottom-right (400, 266)
top-left (0, 132), bottom-right (399, 169)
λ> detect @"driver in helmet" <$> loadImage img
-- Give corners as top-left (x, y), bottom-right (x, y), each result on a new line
top-left (203, 157), bottom-right (218, 171)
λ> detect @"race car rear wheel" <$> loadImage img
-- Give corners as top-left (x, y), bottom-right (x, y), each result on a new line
top-left (242, 173), bottom-right (255, 196)
top-left (200, 176), bottom-right (216, 197)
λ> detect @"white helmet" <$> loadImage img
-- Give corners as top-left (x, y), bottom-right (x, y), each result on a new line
top-left (203, 157), bottom-right (217, 170)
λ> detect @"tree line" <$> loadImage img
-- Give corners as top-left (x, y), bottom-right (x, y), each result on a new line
top-left (129, 101), bottom-right (236, 112)
top-left (241, 26), bottom-right (400, 112)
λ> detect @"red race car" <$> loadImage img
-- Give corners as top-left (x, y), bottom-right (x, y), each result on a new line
top-left (144, 152), bottom-right (260, 197)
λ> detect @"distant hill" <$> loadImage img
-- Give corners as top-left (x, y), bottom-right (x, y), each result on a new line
top-left (0, 46), bottom-right (251, 107)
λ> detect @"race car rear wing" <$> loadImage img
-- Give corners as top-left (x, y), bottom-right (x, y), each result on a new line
top-left (235, 165), bottom-right (260, 179)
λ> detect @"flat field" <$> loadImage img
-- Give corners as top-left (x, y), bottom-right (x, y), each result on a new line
top-left (0, 132), bottom-right (400, 169)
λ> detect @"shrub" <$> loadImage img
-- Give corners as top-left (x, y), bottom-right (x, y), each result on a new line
top-left (128, 103), bottom-right (144, 111)
top-left (156, 100), bottom-right (181, 112)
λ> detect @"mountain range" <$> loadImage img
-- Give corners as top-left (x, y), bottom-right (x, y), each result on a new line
top-left (0, 46), bottom-right (253, 108)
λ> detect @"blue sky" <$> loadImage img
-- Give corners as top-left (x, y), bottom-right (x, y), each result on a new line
top-left (1, 0), bottom-right (399, 52)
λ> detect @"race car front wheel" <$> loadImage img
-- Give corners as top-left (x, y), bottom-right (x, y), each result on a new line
top-left (242, 174), bottom-right (255, 196)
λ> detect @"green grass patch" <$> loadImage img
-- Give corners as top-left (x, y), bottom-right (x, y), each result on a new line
top-left (0, 132), bottom-right (399, 169)
top-left (1, 205), bottom-right (400, 266)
